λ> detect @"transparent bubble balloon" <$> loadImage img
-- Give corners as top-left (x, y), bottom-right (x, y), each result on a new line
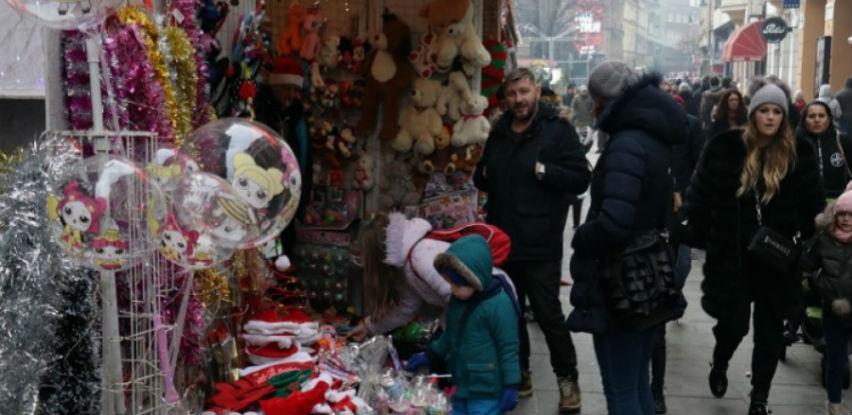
top-left (183, 118), bottom-right (301, 249)
top-left (149, 172), bottom-right (238, 270)
top-left (47, 155), bottom-right (164, 272)
top-left (5, 0), bottom-right (120, 30)
top-left (145, 148), bottom-right (200, 196)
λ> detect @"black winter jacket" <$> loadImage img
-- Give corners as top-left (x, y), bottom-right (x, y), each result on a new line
top-left (835, 78), bottom-right (852, 134)
top-left (685, 129), bottom-right (825, 320)
top-left (797, 101), bottom-right (852, 199)
top-left (474, 104), bottom-right (591, 261)
top-left (801, 207), bottom-right (852, 306)
top-left (673, 114), bottom-right (705, 194)
top-left (567, 73), bottom-right (687, 334)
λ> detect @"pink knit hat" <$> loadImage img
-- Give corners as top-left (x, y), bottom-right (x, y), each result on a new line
top-left (834, 182), bottom-right (852, 214)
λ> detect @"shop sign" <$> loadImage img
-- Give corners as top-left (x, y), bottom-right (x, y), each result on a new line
top-left (783, 0), bottom-right (799, 9)
top-left (762, 17), bottom-right (789, 43)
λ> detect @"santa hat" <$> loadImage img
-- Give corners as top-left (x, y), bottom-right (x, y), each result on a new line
top-left (835, 182), bottom-right (852, 214)
top-left (267, 56), bottom-right (304, 87)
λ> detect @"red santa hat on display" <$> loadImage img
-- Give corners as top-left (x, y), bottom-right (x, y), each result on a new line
top-left (267, 56), bottom-right (304, 87)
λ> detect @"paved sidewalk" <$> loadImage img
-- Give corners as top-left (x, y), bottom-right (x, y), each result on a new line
top-left (515, 247), bottom-right (841, 414)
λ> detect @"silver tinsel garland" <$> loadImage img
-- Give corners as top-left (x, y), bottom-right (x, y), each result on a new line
top-left (0, 136), bottom-right (100, 415)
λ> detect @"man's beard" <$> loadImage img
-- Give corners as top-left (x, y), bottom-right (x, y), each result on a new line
top-left (512, 100), bottom-right (538, 122)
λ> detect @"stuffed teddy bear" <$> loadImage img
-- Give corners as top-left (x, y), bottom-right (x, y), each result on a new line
top-left (454, 143), bottom-right (483, 173)
top-left (378, 153), bottom-right (421, 211)
top-left (392, 78), bottom-right (443, 155)
top-left (278, 4), bottom-right (305, 55)
top-left (420, 125), bottom-right (458, 175)
top-left (350, 37), bottom-right (370, 73)
top-left (324, 125), bottom-right (356, 159)
top-left (452, 95), bottom-right (491, 147)
top-left (353, 152), bottom-right (375, 190)
top-left (353, 13), bottom-right (415, 141)
top-left (420, 0), bottom-right (491, 76)
top-left (317, 34), bottom-right (340, 69)
top-left (436, 71), bottom-right (471, 121)
top-left (408, 32), bottom-right (439, 79)
top-left (299, 9), bottom-right (323, 61)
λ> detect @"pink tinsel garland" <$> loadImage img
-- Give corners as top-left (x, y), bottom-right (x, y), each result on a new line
top-left (62, 31), bottom-right (94, 130)
top-left (172, 0), bottom-right (213, 127)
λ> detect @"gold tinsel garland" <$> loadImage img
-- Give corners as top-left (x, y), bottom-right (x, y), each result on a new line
top-left (0, 148), bottom-right (25, 177)
top-left (164, 26), bottom-right (198, 144)
top-left (196, 268), bottom-right (230, 310)
top-left (116, 6), bottom-right (180, 144)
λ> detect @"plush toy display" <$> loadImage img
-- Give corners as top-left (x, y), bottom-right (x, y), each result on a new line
top-left (420, 125), bottom-right (458, 175)
top-left (353, 13), bottom-right (415, 141)
top-left (420, 0), bottom-right (491, 75)
top-left (392, 78), bottom-right (443, 155)
top-left (454, 143), bottom-right (483, 173)
top-left (278, 5), bottom-right (305, 56)
top-left (436, 71), bottom-right (472, 121)
top-left (353, 152), bottom-right (375, 190)
top-left (452, 95), bottom-right (491, 147)
top-left (378, 153), bottom-right (421, 211)
top-left (299, 9), bottom-right (323, 61)
top-left (317, 34), bottom-right (340, 69)
top-left (409, 32), bottom-right (439, 79)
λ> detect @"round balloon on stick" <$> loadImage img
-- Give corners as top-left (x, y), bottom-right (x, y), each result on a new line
top-left (182, 118), bottom-right (301, 249)
top-left (148, 172), bottom-right (238, 270)
top-left (5, 0), bottom-right (120, 30)
top-left (47, 155), bottom-right (164, 272)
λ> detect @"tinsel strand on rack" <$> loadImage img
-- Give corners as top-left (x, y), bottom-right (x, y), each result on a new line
top-left (0, 137), bottom-right (95, 415)
top-left (62, 31), bottom-right (93, 130)
top-left (165, 25), bottom-right (198, 145)
top-left (172, 0), bottom-right (214, 128)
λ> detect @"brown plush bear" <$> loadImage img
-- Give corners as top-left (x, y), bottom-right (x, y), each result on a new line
top-left (420, 125), bottom-right (458, 174)
top-left (353, 13), bottom-right (416, 141)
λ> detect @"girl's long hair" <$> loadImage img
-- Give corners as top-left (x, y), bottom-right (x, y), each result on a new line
top-left (737, 107), bottom-right (797, 204)
top-left (359, 214), bottom-right (405, 320)
top-left (713, 89), bottom-right (748, 127)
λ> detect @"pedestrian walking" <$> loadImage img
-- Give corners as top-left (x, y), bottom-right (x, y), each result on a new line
top-left (748, 75), bottom-right (800, 130)
top-left (571, 85), bottom-right (594, 131)
top-left (406, 235), bottom-right (521, 415)
top-left (567, 61), bottom-right (687, 415)
top-left (818, 84), bottom-right (844, 130)
top-left (707, 89), bottom-right (748, 140)
top-left (678, 83), bottom-right (699, 118)
top-left (474, 67), bottom-right (591, 413)
top-left (797, 101), bottom-right (852, 199)
top-left (835, 77), bottom-right (852, 135)
top-left (794, 90), bottom-right (807, 114)
top-left (699, 76), bottom-right (723, 129)
top-left (686, 84), bottom-right (826, 415)
top-left (801, 186), bottom-right (852, 415)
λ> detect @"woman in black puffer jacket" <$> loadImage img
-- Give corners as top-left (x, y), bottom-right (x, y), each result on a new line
top-left (797, 100), bottom-right (852, 199)
top-left (686, 84), bottom-right (826, 415)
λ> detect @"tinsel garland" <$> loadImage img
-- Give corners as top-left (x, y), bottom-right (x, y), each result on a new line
top-left (196, 268), bottom-right (230, 311)
top-left (62, 31), bottom-right (93, 130)
top-left (171, 0), bottom-right (214, 128)
top-left (165, 26), bottom-right (198, 144)
top-left (102, 13), bottom-right (172, 143)
top-left (160, 272), bottom-right (205, 366)
top-left (0, 147), bottom-right (24, 177)
top-left (0, 137), bottom-right (98, 415)
top-left (116, 6), bottom-right (179, 144)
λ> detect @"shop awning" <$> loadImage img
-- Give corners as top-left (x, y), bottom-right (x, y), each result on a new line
top-left (721, 21), bottom-right (767, 62)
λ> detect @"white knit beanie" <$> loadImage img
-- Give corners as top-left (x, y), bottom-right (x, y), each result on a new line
top-left (748, 84), bottom-right (788, 118)
top-left (588, 61), bottom-right (638, 102)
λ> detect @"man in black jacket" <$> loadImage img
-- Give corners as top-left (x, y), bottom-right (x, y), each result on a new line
top-left (474, 68), bottom-right (591, 414)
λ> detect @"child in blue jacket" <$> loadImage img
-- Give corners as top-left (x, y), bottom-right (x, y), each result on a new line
top-left (407, 235), bottom-right (521, 415)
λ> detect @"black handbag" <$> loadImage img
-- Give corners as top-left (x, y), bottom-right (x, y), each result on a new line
top-left (747, 189), bottom-right (800, 271)
top-left (601, 230), bottom-right (685, 330)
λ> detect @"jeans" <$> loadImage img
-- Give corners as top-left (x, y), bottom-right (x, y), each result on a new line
top-left (651, 325), bottom-right (666, 396)
top-left (451, 398), bottom-right (502, 415)
top-left (505, 259), bottom-right (578, 380)
top-left (594, 328), bottom-right (656, 415)
top-left (823, 307), bottom-right (852, 403)
top-left (712, 297), bottom-right (784, 402)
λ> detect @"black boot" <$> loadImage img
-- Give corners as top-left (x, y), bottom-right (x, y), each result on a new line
top-left (708, 361), bottom-right (728, 398)
top-left (748, 401), bottom-right (770, 415)
top-left (653, 390), bottom-right (667, 414)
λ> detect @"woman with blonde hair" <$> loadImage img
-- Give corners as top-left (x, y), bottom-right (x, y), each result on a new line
top-left (686, 84), bottom-right (826, 415)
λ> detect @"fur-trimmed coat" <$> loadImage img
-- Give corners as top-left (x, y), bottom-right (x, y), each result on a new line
top-left (802, 205), bottom-right (852, 305)
top-left (685, 129), bottom-right (825, 320)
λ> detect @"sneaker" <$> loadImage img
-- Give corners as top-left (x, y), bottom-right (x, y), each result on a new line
top-left (519, 371), bottom-right (533, 398)
top-left (653, 391), bottom-right (667, 414)
top-left (827, 402), bottom-right (852, 415)
top-left (748, 401), bottom-right (770, 415)
top-left (708, 362), bottom-right (728, 398)
top-left (558, 377), bottom-right (581, 414)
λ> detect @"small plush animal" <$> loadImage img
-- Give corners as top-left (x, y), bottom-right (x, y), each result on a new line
top-left (420, 0), bottom-right (491, 75)
top-left (392, 78), bottom-right (443, 155)
top-left (317, 34), bottom-right (340, 69)
top-left (299, 9), bottom-right (323, 61)
top-left (353, 152), bottom-right (375, 190)
top-left (452, 95), bottom-right (491, 147)
top-left (278, 5), bottom-right (305, 55)
top-left (420, 125), bottom-right (458, 174)
top-left (436, 71), bottom-right (472, 121)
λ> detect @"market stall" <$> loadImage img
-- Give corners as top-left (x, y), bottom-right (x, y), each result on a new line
top-left (0, 0), bottom-right (517, 413)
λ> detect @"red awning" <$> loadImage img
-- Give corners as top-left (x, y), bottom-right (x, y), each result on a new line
top-left (721, 21), bottom-right (768, 62)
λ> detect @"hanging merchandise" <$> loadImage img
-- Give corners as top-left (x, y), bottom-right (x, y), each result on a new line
top-left (4, 0), bottom-right (121, 29)
top-left (352, 12), bottom-right (416, 141)
top-left (182, 117), bottom-right (302, 249)
top-left (451, 95), bottom-right (491, 147)
top-left (480, 37), bottom-right (508, 108)
top-left (46, 155), bottom-right (165, 272)
top-left (391, 77), bottom-right (443, 155)
top-left (437, 71), bottom-right (472, 122)
top-left (277, 3), bottom-right (305, 56)
top-left (419, 0), bottom-right (491, 76)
